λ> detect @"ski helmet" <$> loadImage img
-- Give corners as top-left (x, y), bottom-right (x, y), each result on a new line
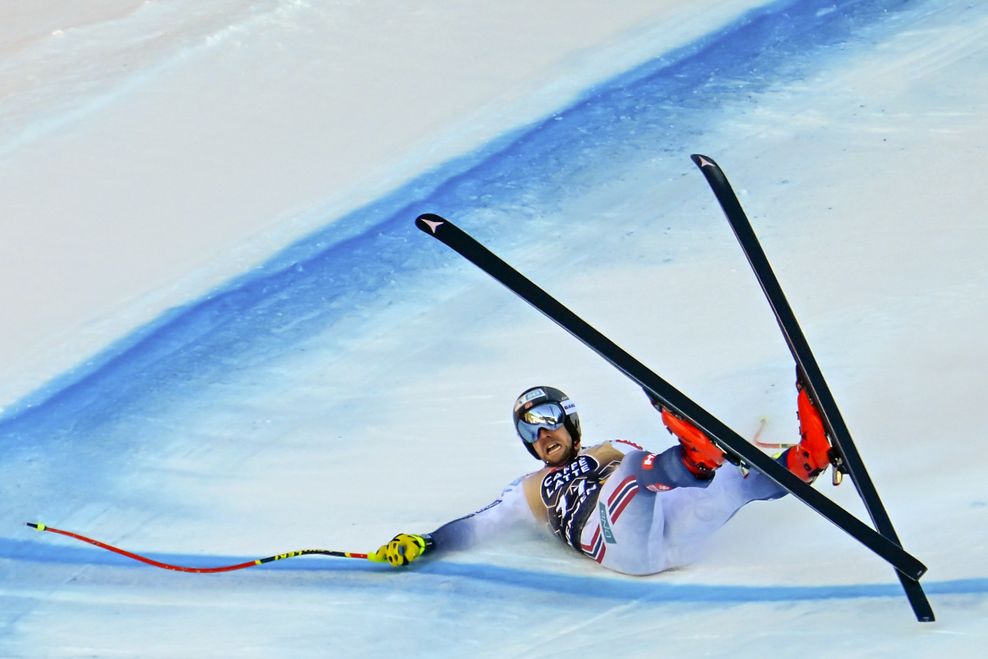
top-left (512, 386), bottom-right (582, 460)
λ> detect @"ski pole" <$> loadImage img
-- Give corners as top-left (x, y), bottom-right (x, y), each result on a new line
top-left (26, 522), bottom-right (370, 573)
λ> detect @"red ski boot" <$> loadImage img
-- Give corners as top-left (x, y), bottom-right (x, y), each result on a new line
top-left (786, 383), bottom-right (833, 482)
top-left (661, 408), bottom-right (725, 479)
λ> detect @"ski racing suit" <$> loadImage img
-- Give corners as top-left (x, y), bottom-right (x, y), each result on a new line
top-left (428, 440), bottom-right (787, 575)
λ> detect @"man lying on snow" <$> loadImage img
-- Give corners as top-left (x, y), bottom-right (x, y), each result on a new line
top-left (370, 382), bottom-right (832, 575)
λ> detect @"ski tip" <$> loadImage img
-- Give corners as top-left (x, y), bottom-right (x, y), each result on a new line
top-left (690, 154), bottom-right (719, 170)
top-left (26, 522), bottom-right (45, 531)
top-left (415, 213), bottom-right (448, 235)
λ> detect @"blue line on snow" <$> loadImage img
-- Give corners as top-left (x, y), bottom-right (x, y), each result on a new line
top-left (0, 0), bottom-right (936, 445)
top-left (2, 536), bottom-right (983, 603)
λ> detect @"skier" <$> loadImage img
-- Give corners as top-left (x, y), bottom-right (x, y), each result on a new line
top-left (369, 383), bottom-right (832, 575)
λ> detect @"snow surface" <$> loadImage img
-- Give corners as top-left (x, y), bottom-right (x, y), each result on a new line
top-left (2, 0), bottom-right (987, 656)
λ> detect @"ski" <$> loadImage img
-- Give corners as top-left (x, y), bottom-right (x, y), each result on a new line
top-left (690, 153), bottom-right (934, 622)
top-left (415, 213), bottom-right (927, 581)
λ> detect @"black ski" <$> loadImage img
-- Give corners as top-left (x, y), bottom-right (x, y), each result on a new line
top-left (415, 213), bottom-right (927, 582)
top-left (690, 153), bottom-right (933, 622)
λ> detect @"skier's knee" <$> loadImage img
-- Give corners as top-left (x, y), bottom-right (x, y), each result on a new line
top-left (627, 449), bottom-right (714, 491)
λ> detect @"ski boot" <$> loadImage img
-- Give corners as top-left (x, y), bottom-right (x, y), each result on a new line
top-left (660, 408), bottom-right (725, 479)
top-left (786, 380), bottom-right (834, 483)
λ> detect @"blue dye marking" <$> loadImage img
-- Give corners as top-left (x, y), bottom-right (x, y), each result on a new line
top-left (2, 536), bottom-right (983, 604)
top-left (0, 0), bottom-right (936, 449)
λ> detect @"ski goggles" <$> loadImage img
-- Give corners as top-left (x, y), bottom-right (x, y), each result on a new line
top-left (516, 402), bottom-right (566, 443)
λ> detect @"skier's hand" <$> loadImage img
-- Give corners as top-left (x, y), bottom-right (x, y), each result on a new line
top-left (369, 533), bottom-right (433, 567)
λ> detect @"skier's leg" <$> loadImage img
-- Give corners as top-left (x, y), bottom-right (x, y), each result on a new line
top-left (586, 446), bottom-right (740, 574)
top-left (657, 465), bottom-right (786, 568)
top-left (582, 448), bottom-right (713, 575)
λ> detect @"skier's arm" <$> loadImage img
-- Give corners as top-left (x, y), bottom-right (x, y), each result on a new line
top-left (370, 477), bottom-right (534, 567)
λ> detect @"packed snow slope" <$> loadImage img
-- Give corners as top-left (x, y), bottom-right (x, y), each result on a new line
top-left (2, 0), bottom-right (987, 656)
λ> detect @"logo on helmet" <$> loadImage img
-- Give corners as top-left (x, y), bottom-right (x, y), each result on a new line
top-left (515, 388), bottom-right (546, 411)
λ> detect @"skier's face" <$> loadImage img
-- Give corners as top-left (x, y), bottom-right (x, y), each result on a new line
top-left (533, 425), bottom-right (577, 467)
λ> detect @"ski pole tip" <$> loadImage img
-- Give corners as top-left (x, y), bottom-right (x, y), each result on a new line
top-left (26, 522), bottom-right (46, 531)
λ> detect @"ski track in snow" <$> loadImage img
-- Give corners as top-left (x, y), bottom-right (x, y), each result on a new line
top-left (2, 0), bottom-right (988, 655)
